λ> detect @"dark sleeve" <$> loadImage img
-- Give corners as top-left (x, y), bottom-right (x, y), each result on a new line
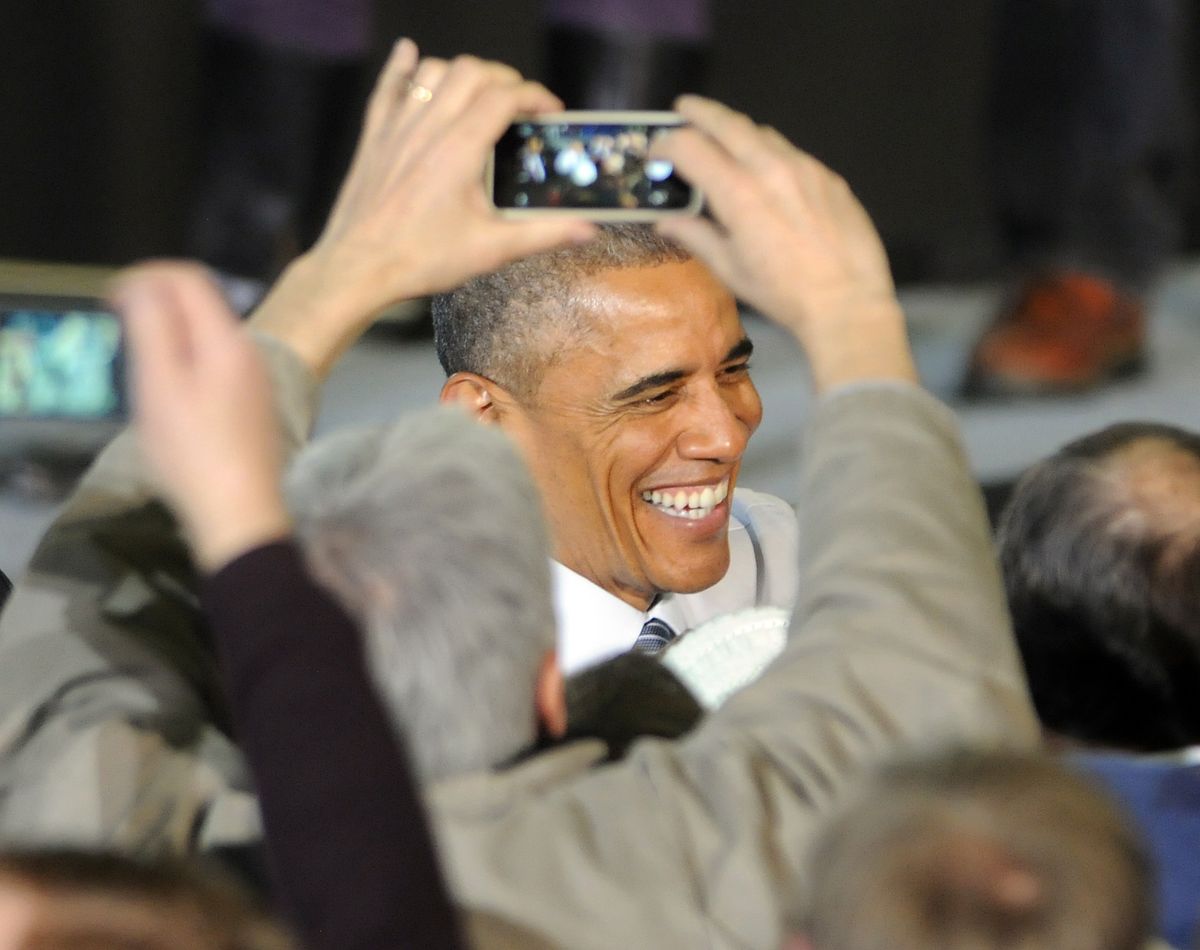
top-left (201, 540), bottom-right (465, 950)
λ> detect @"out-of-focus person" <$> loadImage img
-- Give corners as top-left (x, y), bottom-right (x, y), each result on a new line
top-left (998, 421), bottom-right (1200, 947)
top-left (0, 849), bottom-right (293, 950)
top-left (793, 750), bottom-right (1153, 950)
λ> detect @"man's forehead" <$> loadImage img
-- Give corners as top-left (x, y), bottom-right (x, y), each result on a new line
top-left (562, 260), bottom-right (738, 334)
top-left (546, 268), bottom-right (745, 384)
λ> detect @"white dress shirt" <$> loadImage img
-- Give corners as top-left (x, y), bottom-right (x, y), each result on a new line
top-left (553, 487), bottom-right (799, 673)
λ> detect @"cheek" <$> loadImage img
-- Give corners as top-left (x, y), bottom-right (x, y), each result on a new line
top-left (608, 427), bottom-right (675, 505)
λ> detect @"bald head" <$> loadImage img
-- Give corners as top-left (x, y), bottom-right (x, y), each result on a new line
top-left (997, 422), bottom-right (1200, 750)
top-left (432, 224), bottom-right (692, 399)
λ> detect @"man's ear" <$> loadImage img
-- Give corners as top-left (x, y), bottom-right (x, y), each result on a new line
top-left (440, 372), bottom-right (503, 424)
top-left (535, 648), bottom-right (567, 739)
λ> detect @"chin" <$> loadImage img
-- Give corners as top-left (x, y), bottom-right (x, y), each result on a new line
top-left (650, 554), bottom-right (731, 595)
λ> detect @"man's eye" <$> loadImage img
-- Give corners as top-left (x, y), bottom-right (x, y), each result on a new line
top-left (641, 390), bottom-right (674, 405)
top-left (721, 361), bottom-right (752, 379)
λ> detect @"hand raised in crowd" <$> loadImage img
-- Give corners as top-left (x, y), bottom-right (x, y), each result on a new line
top-left (651, 96), bottom-right (918, 392)
top-left (113, 262), bottom-right (291, 572)
top-left (251, 37), bottom-right (595, 378)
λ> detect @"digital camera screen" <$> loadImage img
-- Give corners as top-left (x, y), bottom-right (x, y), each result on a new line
top-left (0, 303), bottom-right (125, 420)
top-left (493, 121), bottom-right (696, 211)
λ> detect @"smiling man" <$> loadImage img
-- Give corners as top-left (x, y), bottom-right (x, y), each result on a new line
top-left (434, 226), bottom-right (797, 672)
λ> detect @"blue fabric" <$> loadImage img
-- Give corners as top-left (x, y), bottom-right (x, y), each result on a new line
top-left (1073, 752), bottom-right (1200, 949)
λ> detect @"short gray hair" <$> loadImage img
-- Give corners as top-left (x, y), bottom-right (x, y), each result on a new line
top-left (432, 224), bottom-right (691, 398)
top-left (283, 406), bottom-right (555, 783)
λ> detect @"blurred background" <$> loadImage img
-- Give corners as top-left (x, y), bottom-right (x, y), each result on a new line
top-left (0, 0), bottom-right (1007, 279)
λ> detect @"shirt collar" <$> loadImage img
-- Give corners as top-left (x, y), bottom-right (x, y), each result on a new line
top-left (552, 561), bottom-right (662, 674)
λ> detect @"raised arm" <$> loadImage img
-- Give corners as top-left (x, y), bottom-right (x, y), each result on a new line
top-left (248, 37), bottom-right (593, 379)
top-left (120, 264), bottom-right (464, 949)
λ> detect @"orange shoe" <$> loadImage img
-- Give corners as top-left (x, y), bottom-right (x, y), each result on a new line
top-left (963, 271), bottom-right (1147, 398)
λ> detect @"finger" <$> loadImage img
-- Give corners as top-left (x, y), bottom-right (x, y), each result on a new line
top-left (417, 55), bottom-right (524, 122)
top-left (409, 56), bottom-right (451, 99)
top-left (377, 56), bottom-right (456, 157)
top-left (651, 127), bottom-right (770, 232)
top-left (672, 95), bottom-right (776, 170)
top-left (159, 265), bottom-right (245, 356)
top-left (760, 124), bottom-right (798, 158)
top-left (385, 56), bottom-right (450, 132)
top-left (442, 79), bottom-right (565, 163)
top-left (653, 216), bottom-right (739, 286)
top-left (111, 270), bottom-right (191, 414)
top-left (362, 38), bottom-right (420, 139)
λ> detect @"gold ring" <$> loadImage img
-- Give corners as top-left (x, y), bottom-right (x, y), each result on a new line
top-left (406, 81), bottom-right (433, 103)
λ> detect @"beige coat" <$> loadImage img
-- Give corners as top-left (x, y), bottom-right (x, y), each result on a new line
top-left (0, 338), bottom-right (1039, 948)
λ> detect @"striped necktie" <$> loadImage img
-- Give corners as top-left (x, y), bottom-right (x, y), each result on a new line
top-left (633, 617), bottom-right (677, 655)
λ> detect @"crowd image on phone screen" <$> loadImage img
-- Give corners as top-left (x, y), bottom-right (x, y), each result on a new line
top-left (495, 122), bottom-right (693, 211)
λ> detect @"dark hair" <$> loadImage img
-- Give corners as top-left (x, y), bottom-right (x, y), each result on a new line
top-left (0, 849), bottom-right (293, 950)
top-left (431, 224), bottom-right (690, 397)
top-left (804, 750), bottom-right (1153, 950)
top-left (563, 652), bottom-right (703, 760)
top-left (997, 421), bottom-right (1200, 750)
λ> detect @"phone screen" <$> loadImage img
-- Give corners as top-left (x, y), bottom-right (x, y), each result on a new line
top-left (0, 298), bottom-right (125, 420)
top-left (492, 116), bottom-right (697, 214)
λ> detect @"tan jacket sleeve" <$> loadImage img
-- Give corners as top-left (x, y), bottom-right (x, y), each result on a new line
top-left (0, 334), bottom-right (317, 854)
top-left (434, 384), bottom-right (1040, 950)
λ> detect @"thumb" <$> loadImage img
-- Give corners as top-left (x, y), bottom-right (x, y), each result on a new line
top-left (654, 217), bottom-right (739, 289)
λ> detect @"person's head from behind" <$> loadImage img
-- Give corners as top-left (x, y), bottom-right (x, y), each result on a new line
top-left (433, 224), bottom-right (763, 611)
top-left (0, 849), bottom-right (291, 949)
top-left (798, 750), bottom-right (1153, 950)
top-left (996, 422), bottom-right (1200, 751)
top-left (285, 406), bottom-right (562, 784)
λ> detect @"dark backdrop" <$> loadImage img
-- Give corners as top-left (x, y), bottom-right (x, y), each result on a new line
top-left (0, 0), bottom-right (1002, 281)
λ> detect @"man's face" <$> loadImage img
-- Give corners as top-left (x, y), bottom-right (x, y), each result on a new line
top-left (500, 260), bottom-right (762, 609)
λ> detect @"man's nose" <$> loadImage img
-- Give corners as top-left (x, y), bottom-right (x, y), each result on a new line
top-left (676, 387), bottom-right (753, 463)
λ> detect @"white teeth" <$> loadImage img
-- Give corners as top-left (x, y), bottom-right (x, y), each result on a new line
top-left (641, 478), bottom-right (731, 520)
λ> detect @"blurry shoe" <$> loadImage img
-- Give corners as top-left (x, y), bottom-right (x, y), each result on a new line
top-left (963, 271), bottom-right (1147, 397)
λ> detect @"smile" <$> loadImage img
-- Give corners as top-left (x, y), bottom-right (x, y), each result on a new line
top-left (640, 479), bottom-right (730, 520)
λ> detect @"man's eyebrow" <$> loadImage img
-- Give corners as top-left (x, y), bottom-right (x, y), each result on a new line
top-left (609, 338), bottom-right (755, 403)
top-left (724, 337), bottom-right (754, 363)
top-left (611, 370), bottom-right (688, 402)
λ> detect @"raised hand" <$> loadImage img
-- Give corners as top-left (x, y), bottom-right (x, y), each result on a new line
top-left (652, 96), bottom-right (917, 392)
top-left (251, 38), bottom-right (596, 379)
top-left (114, 262), bottom-right (291, 571)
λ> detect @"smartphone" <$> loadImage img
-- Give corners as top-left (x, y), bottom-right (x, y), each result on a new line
top-left (489, 111), bottom-right (702, 220)
top-left (0, 295), bottom-right (126, 421)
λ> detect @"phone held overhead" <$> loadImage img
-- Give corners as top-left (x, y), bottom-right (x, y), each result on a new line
top-left (489, 111), bottom-right (702, 220)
